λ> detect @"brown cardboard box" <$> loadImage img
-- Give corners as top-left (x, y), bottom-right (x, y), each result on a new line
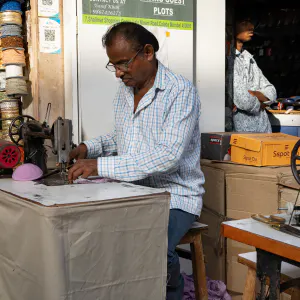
top-left (200, 159), bottom-right (297, 295)
top-left (226, 173), bottom-right (279, 214)
top-left (200, 163), bottom-right (226, 280)
top-left (230, 133), bottom-right (299, 166)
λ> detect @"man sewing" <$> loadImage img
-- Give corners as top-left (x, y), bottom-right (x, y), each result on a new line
top-left (68, 22), bottom-right (205, 300)
top-left (226, 18), bottom-right (277, 132)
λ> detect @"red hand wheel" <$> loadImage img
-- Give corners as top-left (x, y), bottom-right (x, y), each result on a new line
top-left (0, 140), bottom-right (21, 169)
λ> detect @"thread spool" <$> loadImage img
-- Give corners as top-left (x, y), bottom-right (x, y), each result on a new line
top-left (5, 64), bottom-right (22, 78)
top-left (1, 24), bottom-right (22, 36)
top-left (6, 77), bottom-right (27, 95)
top-left (1, 36), bottom-right (23, 48)
top-left (1, 108), bottom-right (19, 119)
top-left (0, 49), bottom-right (4, 69)
top-left (0, 98), bottom-right (20, 108)
top-left (0, 91), bottom-right (7, 101)
top-left (1, 133), bottom-right (13, 142)
top-left (0, 99), bottom-right (20, 122)
top-left (2, 48), bottom-right (25, 66)
top-left (1, 116), bottom-right (21, 136)
top-left (0, 11), bottom-right (22, 26)
top-left (0, 70), bottom-right (5, 90)
top-left (0, 1), bottom-right (22, 13)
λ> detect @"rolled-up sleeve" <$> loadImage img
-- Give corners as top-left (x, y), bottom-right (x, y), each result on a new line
top-left (83, 129), bottom-right (117, 158)
top-left (257, 67), bottom-right (277, 102)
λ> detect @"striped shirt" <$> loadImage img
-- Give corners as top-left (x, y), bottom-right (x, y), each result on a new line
top-left (84, 61), bottom-right (205, 216)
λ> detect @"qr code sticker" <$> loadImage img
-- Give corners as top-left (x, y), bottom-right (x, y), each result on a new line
top-left (45, 29), bottom-right (55, 42)
top-left (42, 0), bottom-right (53, 5)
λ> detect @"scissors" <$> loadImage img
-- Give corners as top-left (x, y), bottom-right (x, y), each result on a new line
top-left (251, 214), bottom-right (286, 226)
top-left (251, 214), bottom-right (300, 238)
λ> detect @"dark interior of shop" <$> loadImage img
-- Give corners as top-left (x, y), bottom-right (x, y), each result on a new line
top-left (226, 0), bottom-right (300, 99)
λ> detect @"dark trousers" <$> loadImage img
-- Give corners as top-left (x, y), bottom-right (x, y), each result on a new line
top-left (167, 209), bottom-right (196, 300)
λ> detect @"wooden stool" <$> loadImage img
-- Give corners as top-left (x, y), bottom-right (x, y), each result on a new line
top-left (238, 252), bottom-right (300, 300)
top-left (176, 222), bottom-right (208, 300)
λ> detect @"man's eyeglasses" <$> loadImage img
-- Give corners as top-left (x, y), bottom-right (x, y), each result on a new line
top-left (106, 48), bottom-right (143, 72)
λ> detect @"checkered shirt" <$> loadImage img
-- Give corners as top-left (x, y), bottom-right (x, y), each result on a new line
top-left (84, 61), bottom-right (205, 215)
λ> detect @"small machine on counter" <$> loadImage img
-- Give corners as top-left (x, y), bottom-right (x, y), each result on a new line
top-left (5, 114), bottom-right (75, 185)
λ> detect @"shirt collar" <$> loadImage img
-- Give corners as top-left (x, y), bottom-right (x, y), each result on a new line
top-left (153, 60), bottom-right (166, 91)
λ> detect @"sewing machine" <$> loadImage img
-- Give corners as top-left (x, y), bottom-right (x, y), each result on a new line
top-left (7, 115), bottom-right (74, 182)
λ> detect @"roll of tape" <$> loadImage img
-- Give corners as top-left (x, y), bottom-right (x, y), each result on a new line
top-left (5, 64), bottom-right (22, 78)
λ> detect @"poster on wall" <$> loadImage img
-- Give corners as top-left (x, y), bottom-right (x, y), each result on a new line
top-left (38, 0), bottom-right (59, 17)
top-left (81, 0), bottom-right (193, 31)
top-left (39, 17), bottom-right (61, 54)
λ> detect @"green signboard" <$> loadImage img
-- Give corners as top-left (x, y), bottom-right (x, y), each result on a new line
top-left (82, 0), bottom-right (194, 30)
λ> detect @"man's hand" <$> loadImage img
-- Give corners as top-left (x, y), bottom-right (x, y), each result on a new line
top-left (68, 159), bottom-right (98, 183)
top-left (248, 90), bottom-right (268, 103)
top-left (69, 143), bottom-right (88, 161)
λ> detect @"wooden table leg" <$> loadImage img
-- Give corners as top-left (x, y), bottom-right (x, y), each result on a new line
top-left (190, 234), bottom-right (208, 300)
top-left (243, 267), bottom-right (256, 300)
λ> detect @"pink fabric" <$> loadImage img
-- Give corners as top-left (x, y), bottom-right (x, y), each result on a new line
top-left (12, 163), bottom-right (43, 181)
top-left (182, 273), bottom-right (231, 300)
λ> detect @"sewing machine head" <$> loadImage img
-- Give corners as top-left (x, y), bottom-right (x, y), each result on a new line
top-left (8, 115), bottom-right (74, 175)
top-left (52, 117), bottom-right (73, 172)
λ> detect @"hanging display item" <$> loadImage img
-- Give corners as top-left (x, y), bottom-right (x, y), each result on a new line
top-left (0, 1), bottom-right (22, 13)
top-left (2, 48), bottom-right (25, 65)
top-left (5, 64), bottom-right (22, 78)
top-left (0, 48), bottom-right (4, 69)
top-left (1, 36), bottom-right (23, 48)
top-left (0, 0), bottom-right (26, 145)
top-left (0, 69), bottom-right (6, 90)
top-left (0, 98), bottom-right (20, 119)
top-left (1, 24), bottom-right (22, 36)
top-left (0, 91), bottom-right (8, 101)
top-left (6, 77), bottom-right (27, 95)
top-left (0, 11), bottom-right (22, 26)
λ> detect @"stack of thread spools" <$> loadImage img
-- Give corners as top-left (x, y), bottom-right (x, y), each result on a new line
top-left (0, 0), bottom-right (27, 143)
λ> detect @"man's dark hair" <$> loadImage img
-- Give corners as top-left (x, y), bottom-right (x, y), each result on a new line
top-left (102, 22), bottom-right (159, 52)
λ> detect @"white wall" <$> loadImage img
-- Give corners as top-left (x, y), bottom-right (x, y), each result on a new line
top-left (196, 0), bottom-right (225, 133)
top-left (64, 0), bottom-right (226, 141)
top-left (63, 0), bottom-right (79, 143)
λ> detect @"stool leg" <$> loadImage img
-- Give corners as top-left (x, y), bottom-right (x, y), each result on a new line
top-left (243, 267), bottom-right (256, 300)
top-left (190, 234), bottom-right (208, 300)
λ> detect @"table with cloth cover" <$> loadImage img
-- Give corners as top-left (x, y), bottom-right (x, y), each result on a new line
top-left (0, 179), bottom-right (170, 300)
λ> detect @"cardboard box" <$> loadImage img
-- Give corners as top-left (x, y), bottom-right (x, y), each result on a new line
top-left (230, 133), bottom-right (300, 166)
top-left (201, 132), bottom-right (232, 161)
top-left (200, 160), bottom-right (296, 291)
